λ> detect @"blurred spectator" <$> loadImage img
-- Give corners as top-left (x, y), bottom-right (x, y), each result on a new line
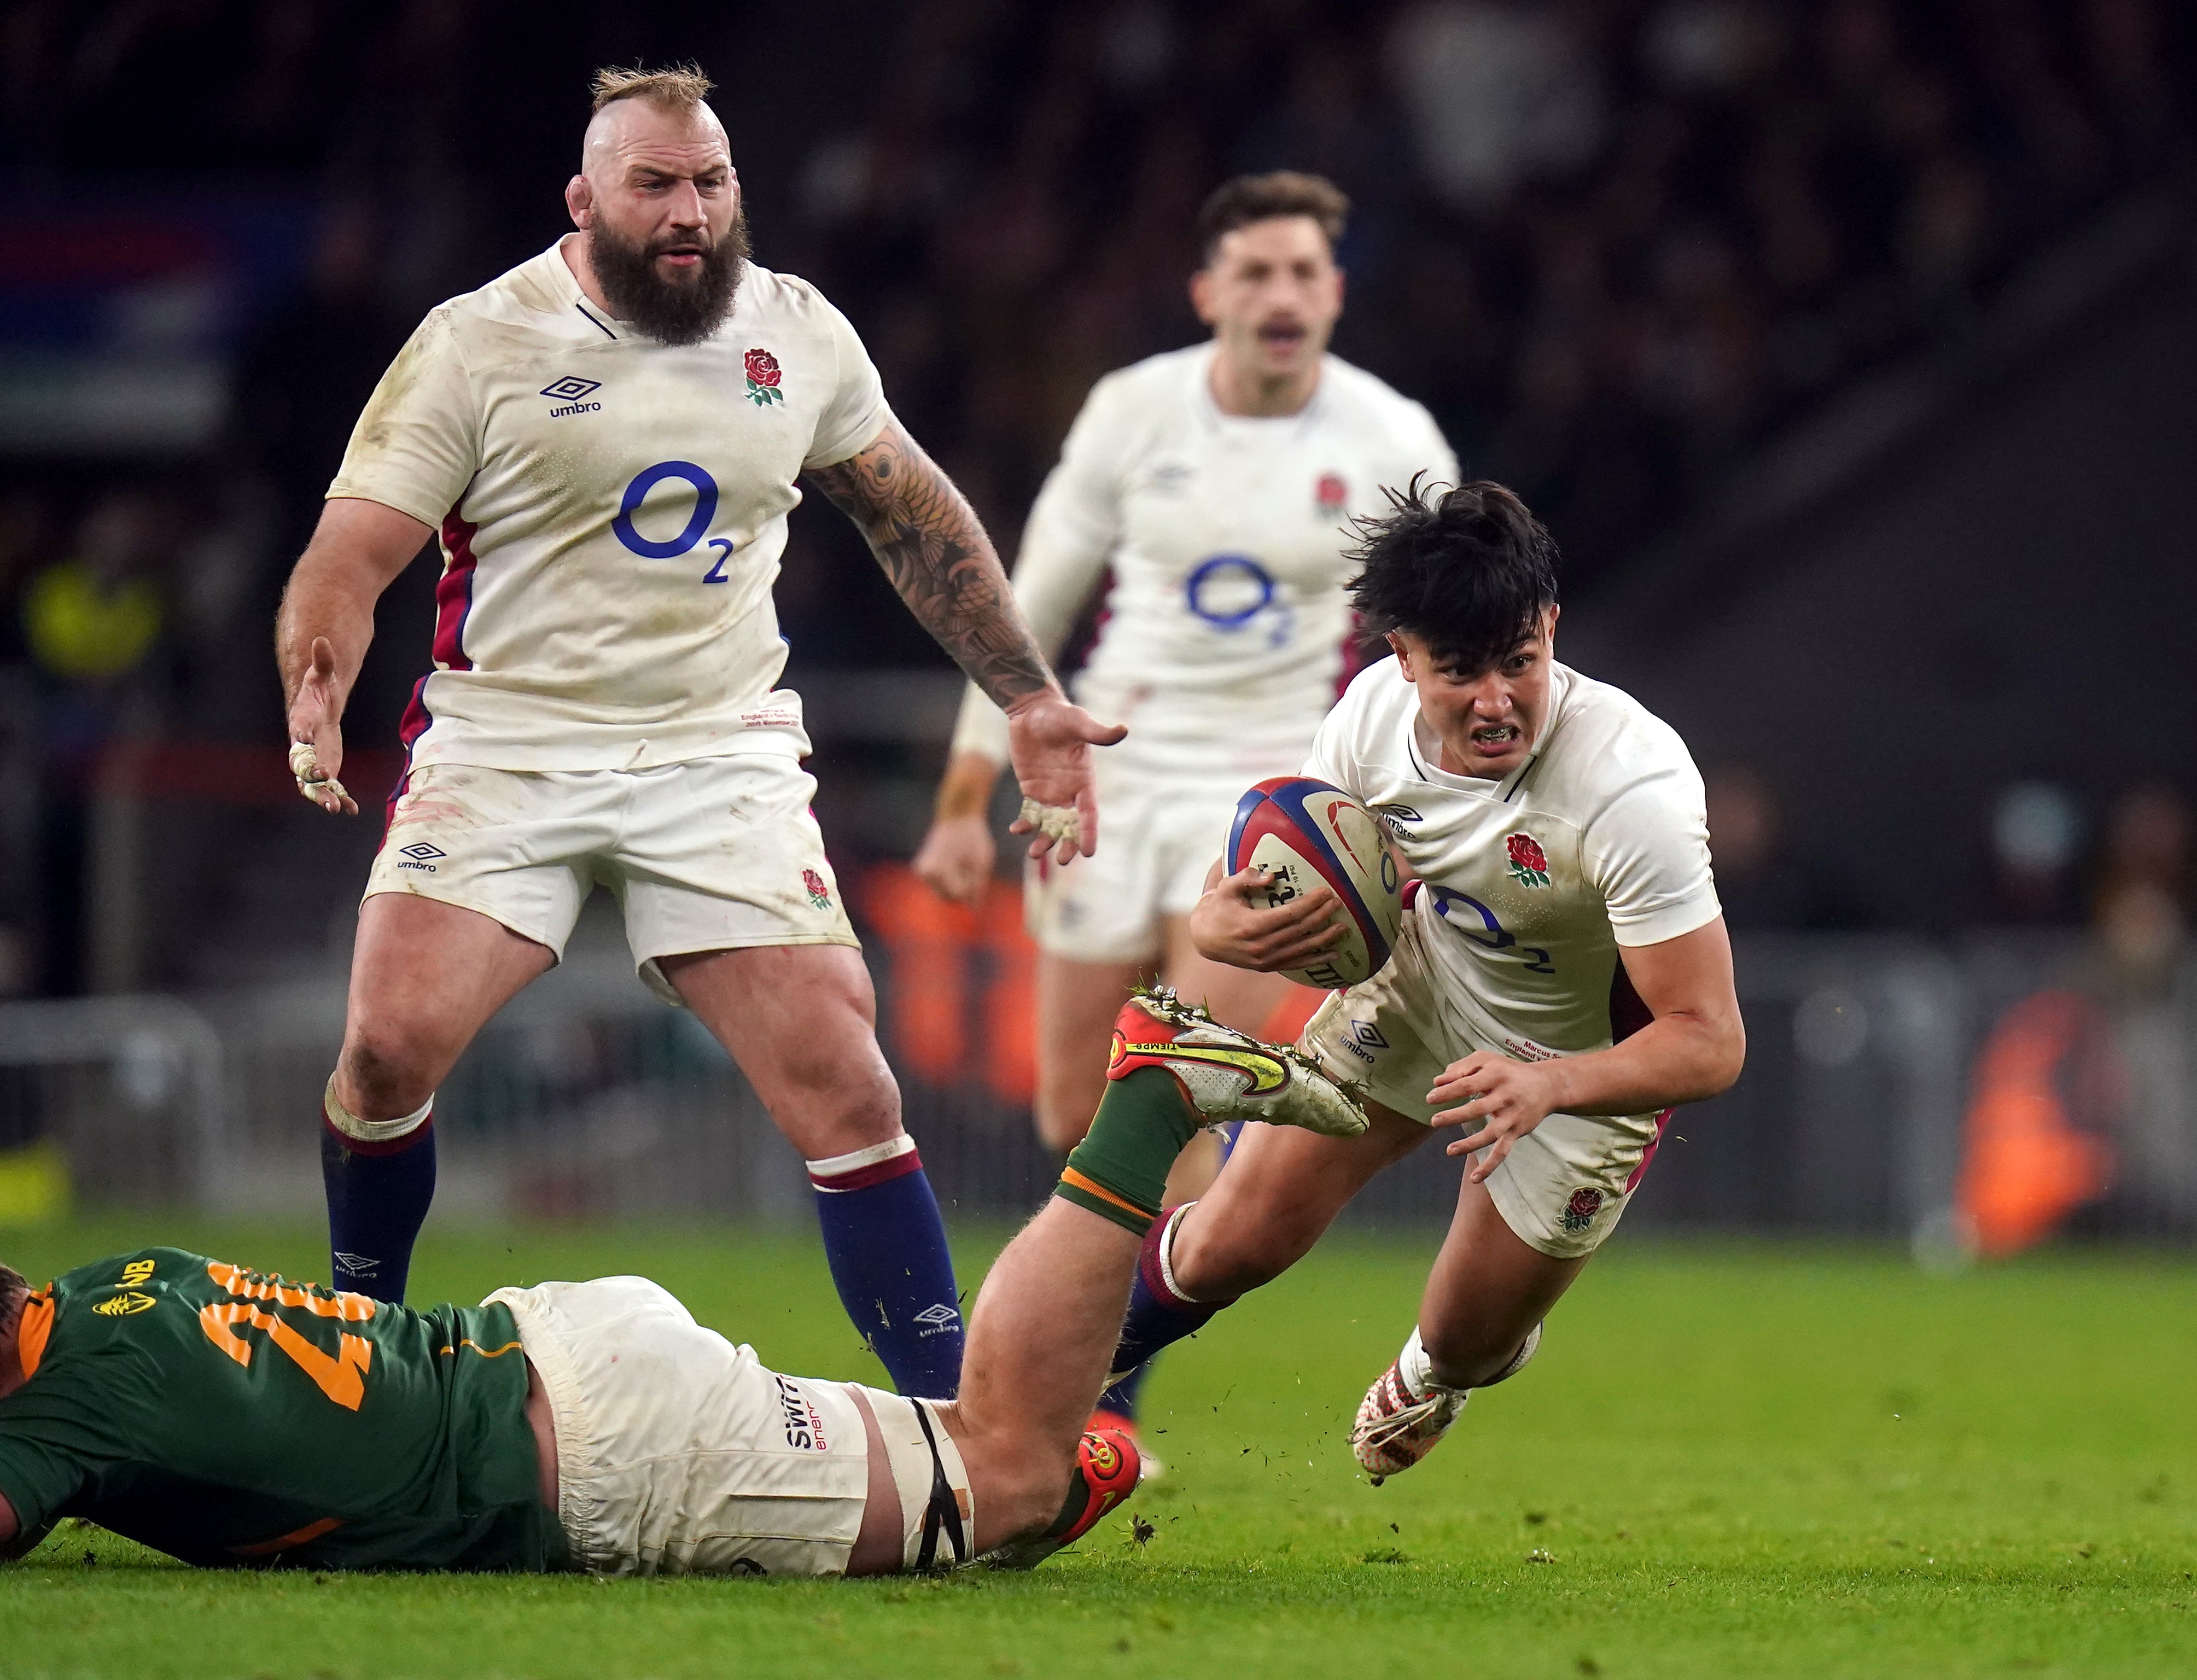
top-left (23, 491), bottom-right (169, 687)
top-left (23, 487), bottom-right (179, 996)
top-left (1990, 780), bottom-right (2084, 925)
top-left (233, 203), bottom-right (411, 568)
top-left (1704, 764), bottom-right (1863, 930)
top-left (2090, 781), bottom-right (2189, 990)
top-left (4, 0), bottom-right (2186, 651)
top-left (1386, 0), bottom-right (1606, 211)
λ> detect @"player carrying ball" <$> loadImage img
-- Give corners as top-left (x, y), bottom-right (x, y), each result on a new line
top-left (1104, 479), bottom-right (1747, 1480)
top-left (0, 991), bottom-right (1355, 1575)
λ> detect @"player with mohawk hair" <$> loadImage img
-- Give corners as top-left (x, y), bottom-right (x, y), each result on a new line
top-left (274, 62), bottom-right (1122, 1403)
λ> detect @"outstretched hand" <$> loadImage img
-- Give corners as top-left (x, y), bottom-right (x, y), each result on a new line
top-left (285, 636), bottom-right (358, 815)
top-left (1003, 692), bottom-right (1125, 865)
top-left (1431, 1052), bottom-right (1563, 1183)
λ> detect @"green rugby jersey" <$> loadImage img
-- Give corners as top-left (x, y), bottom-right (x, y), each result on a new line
top-left (0, 1247), bottom-right (564, 1571)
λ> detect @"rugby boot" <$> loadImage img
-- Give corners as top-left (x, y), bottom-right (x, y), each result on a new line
top-left (984, 1426), bottom-right (1143, 1570)
top-left (1109, 987), bottom-right (1366, 1138)
top-left (1088, 1405), bottom-right (1163, 1480)
top-left (1351, 1322), bottom-right (1543, 1484)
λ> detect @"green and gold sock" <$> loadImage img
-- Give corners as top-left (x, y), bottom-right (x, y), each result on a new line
top-left (1053, 1069), bottom-right (1201, 1235)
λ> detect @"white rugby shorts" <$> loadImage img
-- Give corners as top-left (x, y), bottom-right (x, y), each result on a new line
top-left (1024, 758), bottom-right (1287, 964)
top-left (492, 1276), bottom-right (971, 1577)
top-left (1297, 901), bottom-right (1672, 1260)
top-left (365, 754), bottom-right (857, 1004)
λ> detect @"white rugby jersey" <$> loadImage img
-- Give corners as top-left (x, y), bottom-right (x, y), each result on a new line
top-left (329, 238), bottom-right (892, 772)
top-left (949, 342), bottom-right (1455, 779)
top-left (1307, 657), bottom-right (1721, 1058)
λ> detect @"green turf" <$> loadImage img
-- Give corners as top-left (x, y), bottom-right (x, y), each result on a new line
top-left (2, 1215), bottom-right (2194, 1678)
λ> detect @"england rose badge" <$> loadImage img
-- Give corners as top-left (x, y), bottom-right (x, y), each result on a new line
top-left (1506, 832), bottom-right (1551, 889)
top-left (744, 347), bottom-right (784, 406)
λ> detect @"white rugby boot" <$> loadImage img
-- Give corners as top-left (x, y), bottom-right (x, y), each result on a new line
top-left (1108, 987), bottom-right (1366, 1138)
top-left (1352, 1322), bottom-right (1543, 1484)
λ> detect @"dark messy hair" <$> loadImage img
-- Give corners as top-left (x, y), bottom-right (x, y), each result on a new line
top-left (1345, 476), bottom-right (1560, 676)
top-left (1196, 170), bottom-right (1349, 264)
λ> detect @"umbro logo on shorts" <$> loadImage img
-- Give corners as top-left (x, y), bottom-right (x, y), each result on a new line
top-left (1342, 1019), bottom-right (1388, 1064)
top-left (540, 375), bottom-right (603, 416)
top-left (397, 841), bottom-right (445, 874)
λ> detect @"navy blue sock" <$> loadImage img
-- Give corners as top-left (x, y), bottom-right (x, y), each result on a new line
top-left (1101, 1208), bottom-right (1236, 1415)
top-left (808, 1139), bottom-right (964, 1398)
top-left (321, 1113), bottom-right (436, 1303)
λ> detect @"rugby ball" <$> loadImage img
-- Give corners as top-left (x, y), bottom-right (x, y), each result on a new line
top-left (1225, 777), bottom-right (1403, 990)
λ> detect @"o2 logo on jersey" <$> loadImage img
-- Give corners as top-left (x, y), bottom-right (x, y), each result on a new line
top-left (1185, 553), bottom-right (1292, 648)
top-left (1424, 884), bottom-right (1557, 975)
top-left (614, 460), bottom-right (733, 582)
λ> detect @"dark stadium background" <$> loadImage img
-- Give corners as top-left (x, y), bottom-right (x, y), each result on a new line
top-left (0, 0), bottom-right (2191, 1253)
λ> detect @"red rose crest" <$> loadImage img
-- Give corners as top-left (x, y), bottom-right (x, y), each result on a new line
top-left (1315, 471), bottom-right (1348, 514)
top-left (744, 347), bottom-right (784, 406)
top-left (802, 867), bottom-right (831, 908)
top-left (1560, 1187), bottom-right (1605, 1232)
top-left (1505, 831), bottom-right (1552, 889)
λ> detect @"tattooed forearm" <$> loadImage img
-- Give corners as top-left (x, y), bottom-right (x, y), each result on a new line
top-left (806, 421), bottom-right (1055, 709)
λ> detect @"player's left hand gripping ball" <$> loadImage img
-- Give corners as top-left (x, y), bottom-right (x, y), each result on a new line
top-left (289, 739), bottom-right (354, 815)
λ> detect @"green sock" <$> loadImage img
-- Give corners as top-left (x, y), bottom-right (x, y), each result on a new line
top-left (1053, 1069), bottom-right (1201, 1234)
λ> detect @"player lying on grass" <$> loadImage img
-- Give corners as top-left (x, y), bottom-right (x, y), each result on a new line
top-left (1102, 477), bottom-right (1747, 1481)
top-left (0, 1000), bottom-right (1356, 1576)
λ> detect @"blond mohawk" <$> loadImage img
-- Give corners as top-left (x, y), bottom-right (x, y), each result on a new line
top-left (590, 62), bottom-right (715, 115)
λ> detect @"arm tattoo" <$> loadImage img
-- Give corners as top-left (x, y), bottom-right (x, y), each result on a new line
top-left (806, 422), bottom-right (1054, 709)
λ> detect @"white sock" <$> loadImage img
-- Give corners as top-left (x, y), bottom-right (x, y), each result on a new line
top-left (1397, 1326), bottom-right (1460, 1399)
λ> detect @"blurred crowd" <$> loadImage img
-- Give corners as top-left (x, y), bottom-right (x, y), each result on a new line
top-left (788, 0), bottom-right (2192, 588)
top-left (0, 0), bottom-right (2190, 996)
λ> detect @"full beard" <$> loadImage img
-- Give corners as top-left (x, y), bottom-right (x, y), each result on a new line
top-left (589, 211), bottom-right (750, 347)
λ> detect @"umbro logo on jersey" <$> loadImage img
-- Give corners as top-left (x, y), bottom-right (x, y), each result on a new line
top-left (540, 375), bottom-right (603, 417)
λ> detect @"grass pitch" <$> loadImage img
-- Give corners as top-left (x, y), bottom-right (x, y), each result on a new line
top-left (2, 1216), bottom-right (2194, 1679)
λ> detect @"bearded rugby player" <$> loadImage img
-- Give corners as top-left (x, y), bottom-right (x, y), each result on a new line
top-left (273, 66), bottom-right (1121, 1399)
top-left (0, 990), bottom-right (1356, 1574)
top-left (1103, 480), bottom-right (1746, 1481)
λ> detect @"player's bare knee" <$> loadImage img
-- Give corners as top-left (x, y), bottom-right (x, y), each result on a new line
top-left (771, 1064), bottom-right (902, 1159)
top-left (336, 1029), bottom-right (439, 1122)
